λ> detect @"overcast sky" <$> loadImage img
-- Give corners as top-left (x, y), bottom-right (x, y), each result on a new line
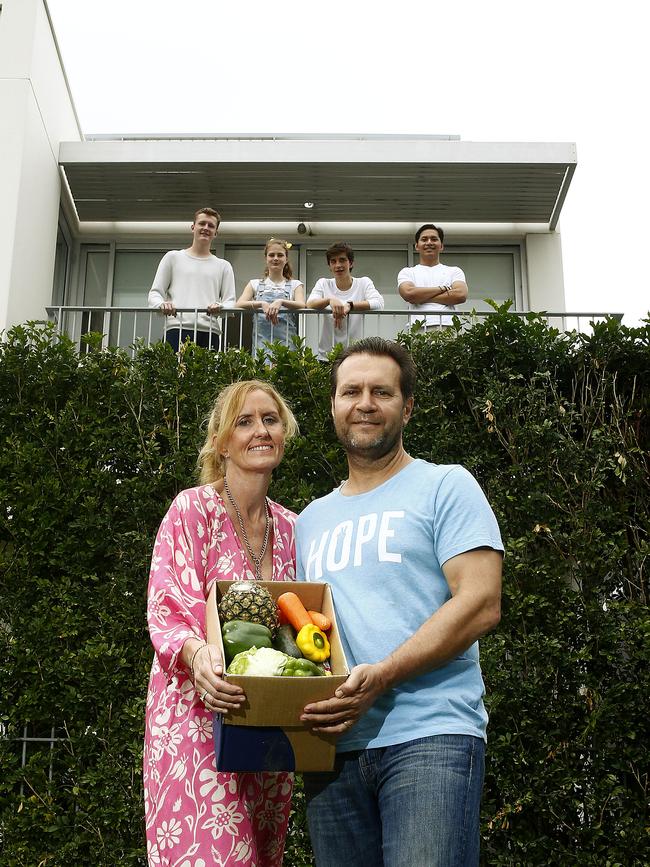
top-left (47, 0), bottom-right (648, 325)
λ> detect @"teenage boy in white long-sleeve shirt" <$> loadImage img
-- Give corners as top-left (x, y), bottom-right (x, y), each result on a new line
top-left (148, 207), bottom-right (236, 350)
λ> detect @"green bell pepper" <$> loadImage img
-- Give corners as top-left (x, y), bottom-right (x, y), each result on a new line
top-left (281, 657), bottom-right (325, 677)
top-left (221, 619), bottom-right (273, 663)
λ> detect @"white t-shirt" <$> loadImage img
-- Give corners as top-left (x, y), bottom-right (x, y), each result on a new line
top-left (148, 249), bottom-right (236, 331)
top-left (397, 263), bottom-right (466, 327)
top-left (307, 276), bottom-right (384, 360)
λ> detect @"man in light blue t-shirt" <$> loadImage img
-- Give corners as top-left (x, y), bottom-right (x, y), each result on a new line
top-left (297, 336), bottom-right (503, 867)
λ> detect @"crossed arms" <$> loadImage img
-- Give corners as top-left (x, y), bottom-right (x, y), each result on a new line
top-left (398, 280), bottom-right (468, 306)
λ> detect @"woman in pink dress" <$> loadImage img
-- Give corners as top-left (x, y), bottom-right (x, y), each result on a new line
top-left (144, 379), bottom-right (299, 866)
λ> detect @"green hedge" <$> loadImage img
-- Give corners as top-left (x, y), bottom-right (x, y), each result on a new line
top-left (0, 310), bottom-right (648, 866)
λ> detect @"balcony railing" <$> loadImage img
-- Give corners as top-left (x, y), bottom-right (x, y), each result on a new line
top-left (44, 306), bottom-right (623, 357)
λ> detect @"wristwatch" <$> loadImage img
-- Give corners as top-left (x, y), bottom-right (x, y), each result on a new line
top-left (347, 301), bottom-right (354, 311)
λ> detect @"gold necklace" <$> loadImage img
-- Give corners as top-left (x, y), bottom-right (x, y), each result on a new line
top-left (223, 478), bottom-right (271, 581)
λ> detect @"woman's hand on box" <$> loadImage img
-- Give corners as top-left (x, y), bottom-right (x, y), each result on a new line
top-left (193, 643), bottom-right (246, 714)
top-left (300, 663), bottom-right (387, 735)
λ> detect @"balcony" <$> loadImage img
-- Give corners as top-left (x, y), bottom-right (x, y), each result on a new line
top-left (44, 306), bottom-right (623, 357)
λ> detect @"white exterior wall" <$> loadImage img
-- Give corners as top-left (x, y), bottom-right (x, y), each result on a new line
top-left (525, 231), bottom-right (566, 310)
top-left (0, 0), bottom-right (81, 331)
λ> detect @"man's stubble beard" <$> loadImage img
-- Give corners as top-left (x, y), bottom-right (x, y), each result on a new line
top-left (335, 420), bottom-right (404, 463)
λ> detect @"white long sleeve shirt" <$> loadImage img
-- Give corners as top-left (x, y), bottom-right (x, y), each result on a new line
top-left (148, 249), bottom-right (236, 331)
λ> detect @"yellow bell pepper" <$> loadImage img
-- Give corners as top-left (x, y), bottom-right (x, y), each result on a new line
top-left (296, 623), bottom-right (330, 662)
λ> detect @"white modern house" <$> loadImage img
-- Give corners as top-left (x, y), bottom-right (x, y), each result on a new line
top-left (2, 0), bottom-right (597, 353)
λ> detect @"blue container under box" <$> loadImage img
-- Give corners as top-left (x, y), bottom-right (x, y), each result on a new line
top-left (206, 580), bottom-right (349, 773)
top-left (213, 713), bottom-right (337, 772)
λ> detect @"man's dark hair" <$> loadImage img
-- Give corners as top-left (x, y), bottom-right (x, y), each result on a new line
top-left (415, 223), bottom-right (444, 244)
top-left (326, 242), bottom-right (355, 267)
top-left (330, 337), bottom-right (417, 401)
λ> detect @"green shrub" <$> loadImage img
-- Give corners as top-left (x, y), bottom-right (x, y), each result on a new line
top-left (0, 312), bottom-right (648, 865)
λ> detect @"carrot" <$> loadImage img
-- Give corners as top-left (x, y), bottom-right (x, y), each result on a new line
top-left (308, 610), bottom-right (332, 632)
top-left (277, 592), bottom-right (312, 632)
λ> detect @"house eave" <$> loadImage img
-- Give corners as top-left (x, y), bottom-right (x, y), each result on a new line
top-left (58, 136), bottom-right (577, 228)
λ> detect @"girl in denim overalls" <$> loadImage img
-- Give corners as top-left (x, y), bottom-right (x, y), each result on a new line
top-left (236, 238), bottom-right (305, 363)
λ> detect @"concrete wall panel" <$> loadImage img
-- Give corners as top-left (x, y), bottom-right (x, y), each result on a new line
top-left (0, 82), bottom-right (27, 328)
top-left (0, 0), bottom-right (81, 330)
top-left (6, 93), bottom-right (62, 326)
top-left (526, 233), bottom-right (566, 311)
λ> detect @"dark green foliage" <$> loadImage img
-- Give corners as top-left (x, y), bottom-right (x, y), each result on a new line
top-left (0, 312), bottom-right (648, 865)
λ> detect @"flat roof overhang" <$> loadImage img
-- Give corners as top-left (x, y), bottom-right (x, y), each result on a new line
top-left (58, 137), bottom-right (577, 230)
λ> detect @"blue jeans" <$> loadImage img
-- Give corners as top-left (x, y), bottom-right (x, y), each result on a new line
top-left (304, 734), bottom-right (485, 867)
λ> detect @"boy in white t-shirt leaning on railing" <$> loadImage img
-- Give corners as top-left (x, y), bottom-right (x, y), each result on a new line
top-left (306, 242), bottom-right (385, 360)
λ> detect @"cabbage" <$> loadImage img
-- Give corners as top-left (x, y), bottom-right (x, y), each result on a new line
top-left (226, 646), bottom-right (289, 676)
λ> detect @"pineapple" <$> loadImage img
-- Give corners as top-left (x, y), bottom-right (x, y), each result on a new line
top-left (218, 581), bottom-right (279, 636)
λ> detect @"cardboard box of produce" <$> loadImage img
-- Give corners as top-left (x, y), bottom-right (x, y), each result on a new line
top-left (206, 580), bottom-right (349, 772)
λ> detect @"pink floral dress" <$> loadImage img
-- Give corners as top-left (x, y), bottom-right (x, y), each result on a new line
top-left (144, 485), bottom-right (297, 867)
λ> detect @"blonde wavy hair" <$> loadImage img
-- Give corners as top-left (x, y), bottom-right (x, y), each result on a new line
top-left (197, 380), bottom-right (298, 485)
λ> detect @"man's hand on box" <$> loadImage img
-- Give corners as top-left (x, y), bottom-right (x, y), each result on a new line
top-left (193, 643), bottom-right (246, 714)
top-left (300, 663), bottom-right (387, 735)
